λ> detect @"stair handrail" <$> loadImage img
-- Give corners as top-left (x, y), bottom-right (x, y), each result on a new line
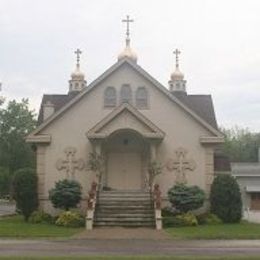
top-left (86, 181), bottom-right (98, 230)
top-left (152, 183), bottom-right (162, 230)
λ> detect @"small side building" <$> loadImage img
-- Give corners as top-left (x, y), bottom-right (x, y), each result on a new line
top-left (231, 148), bottom-right (260, 223)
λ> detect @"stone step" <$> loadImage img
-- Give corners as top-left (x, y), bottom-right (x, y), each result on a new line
top-left (94, 221), bottom-right (155, 227)
top-left (100, 190), bottom-right (149, 194)
top-left (95, 208), bottom-right (154, 215)
top-left (96, 204), bottom-right (153, 209)
top-left (95, 213), bottom-right (154, 218)
top-left (98, 199), bottom-right (152, 204)
top-left (97, 200), bottom-right (152, 204)
top-left (98, 195), bottom-right (151, 200)
top-left (95, 218), bottom-right (154, 223)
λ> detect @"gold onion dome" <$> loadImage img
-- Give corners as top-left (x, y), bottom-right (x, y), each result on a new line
top-left (171, 67), bottom-right (184, 81)
top-left (118, 38), bottom-right (138, 62)
top-left (71, 65), bottom-right (85, 79)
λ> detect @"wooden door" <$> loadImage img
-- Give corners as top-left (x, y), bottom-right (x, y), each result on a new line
top-left (107, 152), bottom-right (141, 190)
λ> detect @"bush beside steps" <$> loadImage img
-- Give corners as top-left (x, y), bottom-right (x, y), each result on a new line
top-left (29, 210), bottom-right (85, 228)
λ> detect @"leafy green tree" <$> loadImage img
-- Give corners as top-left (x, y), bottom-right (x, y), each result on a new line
top-left (0, 167), bottom-right (10, 198)
top-left (168, 184), bottom-right (205, 213)
top-left (221, 126), bottom-right (260, 162)
top-left (0, 99), bottom-right (36, 174)
top-left (12, 168), bottom-right (38, 221)
top-left (210, 174), bottom-right (242, 223)
top-left (49, 179), bottom-right (82, 211)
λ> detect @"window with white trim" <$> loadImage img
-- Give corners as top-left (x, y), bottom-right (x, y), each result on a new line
top-left (120, 84), bottom-right (132, 104)
top-left (104, 86), bottom-right (116, 107)
top-left (136, 86), bottom-right (148, 109)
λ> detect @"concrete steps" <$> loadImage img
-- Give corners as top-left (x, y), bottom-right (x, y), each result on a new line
top-left (94, 190), bottom-right (155, 227)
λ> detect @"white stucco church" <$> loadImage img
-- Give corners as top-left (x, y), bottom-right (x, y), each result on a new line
top-left (27, 16), bottom-right (224, 228)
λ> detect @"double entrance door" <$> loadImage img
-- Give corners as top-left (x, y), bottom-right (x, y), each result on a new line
top-left (107, 152), bottom-right (141, 190)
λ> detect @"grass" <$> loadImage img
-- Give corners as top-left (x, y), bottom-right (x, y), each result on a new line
top-left (0, 215), bottom-right (83, 238)
top-left (166, 222), bottom-right (260, 239)
top-left (0, 257), bottom-right (260, 260)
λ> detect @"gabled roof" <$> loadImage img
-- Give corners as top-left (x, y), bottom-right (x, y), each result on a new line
top-left (87, 103), bottom-right (165, 139)
top-left (37, 93), bottom-right (77, 125)
top-left (172, 92), bottom-right (217, 129)
top-left (28, 58), bottom-right (223, 140)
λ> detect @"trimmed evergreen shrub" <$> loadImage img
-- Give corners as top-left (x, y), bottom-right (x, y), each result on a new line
top-left (168, 184), bottom-right (205, 213)
top-left (12, 168), bottom-right (38, 221)
top-left (49, 179), bottom-right (82, 211)
top-left (55, 211), bottom-right (84, 227)
top-left (210, 174), bottom-right (242, 223)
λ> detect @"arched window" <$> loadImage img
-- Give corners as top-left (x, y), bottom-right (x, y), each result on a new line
top-left (120, 84), bottom-right (132, 104)
top-left (136, 87), bottom-right (148, 109)
top-left (104, 86), bottom-right (116, 107)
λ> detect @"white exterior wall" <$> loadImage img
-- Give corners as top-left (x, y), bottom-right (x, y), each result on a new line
top-left (36, 63), bottom-right (216, 214)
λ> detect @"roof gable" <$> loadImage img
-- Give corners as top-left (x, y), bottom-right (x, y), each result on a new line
top-left (27, 58), bottom-right (223, 140)
top-left (87, 103), bottom-right (165, 139)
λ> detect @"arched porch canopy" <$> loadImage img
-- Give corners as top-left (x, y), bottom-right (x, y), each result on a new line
top-left (86, 103), bottom-right (165, 142)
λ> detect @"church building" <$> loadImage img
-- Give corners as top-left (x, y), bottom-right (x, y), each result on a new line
top-left (27, 16), bottom-right (224, 228)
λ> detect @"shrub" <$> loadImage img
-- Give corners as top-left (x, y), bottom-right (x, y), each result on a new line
top-left (176, 212), bottom-right (198, 226)
top-left (55, 211), bottom-right (85, 227)
top-left (12, 168), bottom-right (38, 221)
top-left (29, 210), bottom-right (53, 224)
top-left (168, 184), bottom-right (205, 213)
top-left (163, 216), bottom-right (186, 228)
top-left (0, 167), bottom-right (11, 198)
top-left (197, 213), bottom-right (222, 225)
top-left (49, 179), bottom-right (82, 211)
top-left (210, 174), bottom-right (242, 223)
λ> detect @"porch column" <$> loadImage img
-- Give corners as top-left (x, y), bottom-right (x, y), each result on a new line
top-left (92, 140), bottom-right (104, 189)
top-left (150, 141), bottom-right (157, 161)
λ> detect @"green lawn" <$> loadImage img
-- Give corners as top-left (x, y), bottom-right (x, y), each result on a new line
top-left (0, 215), bottom-right (83, 238)
top-left (166, 222), bottom-right (260, 239)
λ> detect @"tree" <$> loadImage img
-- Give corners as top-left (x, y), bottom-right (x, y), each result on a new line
top-left (49, 179), bottom-right (82, 211)
top-left (0, 99), bottom-right (36, 174)
top-left (221, 126), bottom-right (260, 162)
top-left (0, 167), bottom-right (10, 198)
top-left (168, 184), bottom-right (205, 213)
top-left (210, 174), bottom-right (242, 223)
top-left (12, 168), bottom-right (38, 221)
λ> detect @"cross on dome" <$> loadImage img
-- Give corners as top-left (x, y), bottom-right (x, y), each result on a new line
top-left (173, 48), bottom-right (181, 69)
top-left (118, 15), bottom-right (138, 63)
top-left (122, 15), bottom-right (134, 39)
top-left (74, 48), bottom-right (82, 68)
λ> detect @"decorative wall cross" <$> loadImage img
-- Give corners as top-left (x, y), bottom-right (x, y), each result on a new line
top-left (56, 147), bottom-right (85, 179)
top-left (166, 147), bottom-right (196, 184)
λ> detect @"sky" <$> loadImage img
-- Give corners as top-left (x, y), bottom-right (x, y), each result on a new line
top-left (0, 0), bottom-right (259, 131)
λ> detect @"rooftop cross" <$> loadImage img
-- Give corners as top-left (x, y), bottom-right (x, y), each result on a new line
top-left (122, 15), bottom-right (134, 39)
top-left (74, 48), bottom-right (82, 67)
top-left (173, 48), bottom-right (181, 68)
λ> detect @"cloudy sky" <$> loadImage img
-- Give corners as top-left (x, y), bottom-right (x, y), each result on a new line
top-left (0, 0), bottom-right (259, 131)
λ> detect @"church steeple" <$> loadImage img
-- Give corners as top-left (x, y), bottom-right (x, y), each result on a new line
top-left (118, 15), bottom-right (138, 63)
top-left (169, 48), bottom-right (187, 93)
top-left (69, 48), bottom-right (87, 93)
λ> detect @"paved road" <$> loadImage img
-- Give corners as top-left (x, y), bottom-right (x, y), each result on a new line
top-left (1, 239), bottom-right (260, 257)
